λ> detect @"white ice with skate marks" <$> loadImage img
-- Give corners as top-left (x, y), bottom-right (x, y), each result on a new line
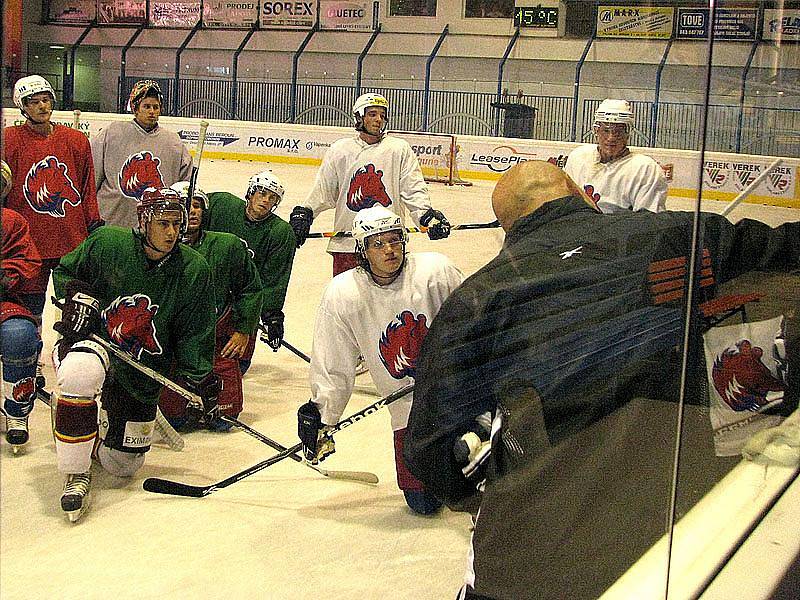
top-left (0, 158), bottom-right (795, 599)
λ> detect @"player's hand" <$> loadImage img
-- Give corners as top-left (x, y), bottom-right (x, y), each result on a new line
top-left (420, 208), bottom-right (451, 240)
top-left (54, 280), bottom-right (100, 341)
top-left (290, 206), bottom-right (314, 248)
top-left (298, 401), bottom-right (335, 463)
top-left (453, 411), bottom-right (493, 486)
top-left (220, 331), bottom-right (249, 358)
top-left (187, 373), bottom-right (221, 427)
top-left (259, 310), bottom-right (284, 351)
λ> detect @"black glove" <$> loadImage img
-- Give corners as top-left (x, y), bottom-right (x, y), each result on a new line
top-left (54, 280), bottom-right (100, 341)
top-left (420, 208), bottom-right (451, 240)
top-left (186, 373), bottom-right (222, 427)
top-left (259, 310), bottom-right (284, 352)
top-left (298, 401), bottom-right (335, 463)
top-left (289, 206), bottom-right (314, 248)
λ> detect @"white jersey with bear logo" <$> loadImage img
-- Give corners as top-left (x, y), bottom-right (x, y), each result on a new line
top-left (303, 135), bottom-right (433, 253)
top-left (310, 252), bottom-right (463, 430)
top-left (564, 144), bottom-right (667, 214)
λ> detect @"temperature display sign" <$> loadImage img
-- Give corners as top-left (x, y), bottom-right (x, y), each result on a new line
top-left (513, 6), bottom-right (558, 28)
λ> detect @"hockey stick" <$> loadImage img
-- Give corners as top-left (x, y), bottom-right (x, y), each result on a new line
top-left (220, 415), bottom-right (378, 484)
top-left (35, 386), bottom-right (184, 451)
top-left (306, 219), bottom-right (500, 239)
top-left (721, 158), bottom-right (783, 217)
top-left (280, 339), bottom-right (311, 363)
top-left (142, 383), bottom-right (413, 497)
top-left (186, 120), bottom-right (209, 213)
top-left (52, 297), bottom-right (205, 410)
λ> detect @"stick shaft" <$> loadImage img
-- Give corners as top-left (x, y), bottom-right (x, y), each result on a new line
top-left (721, 158), bottom-right (783, 217)
top-left (143, 384), bottom-right (413, 497)
top-left (306, 220), bottom-right (500, 239)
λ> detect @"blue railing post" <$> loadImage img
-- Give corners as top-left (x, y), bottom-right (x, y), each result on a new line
top-left (231, 24), bottom-right (257, 119)
top-left (495, 26), bottom-right (521, 137)
top-left (356, 24), bottom-right (381, 97)
top-left (422, 25), bottom-right (449, 132)
top-left (64, 21), bottom-right (95, 110)
top-left (119, 22), bottom-right (146, 113)
top-left (174, 19), bottom-right (203, 116)
top-left (290, 24), bottom-right (318, 123)
top-left (651, 38), bottom-right (674, 147)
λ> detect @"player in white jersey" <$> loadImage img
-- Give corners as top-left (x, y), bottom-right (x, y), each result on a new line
top-left (564, 98), bottom-right (667, 214)
top-left (289, 93), bottom-right (451, 276)
top-left (297, 206), bottom-right (463, 514)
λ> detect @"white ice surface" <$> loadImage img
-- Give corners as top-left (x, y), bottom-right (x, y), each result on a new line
top-left (0, 158), bottom-right (794, 600)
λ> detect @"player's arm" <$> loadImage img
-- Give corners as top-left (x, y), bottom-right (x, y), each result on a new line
top-left (173, 263), bottom-right (219, 423)
top-left (1, 212), bottom-right (42, 293)
top-left (222, 240), bottom-right (263, 358)
top-left (258, 221), bottom-right (296, 350)
top-left (90, 127), bottom-right (107, 192)
top-left (77, 134), bottom-right (102, 230)
top-left (52, 229), bottom-right (103, 299)
top-left (300, 297), bottom-right (360, 462)
top-left (178, 141), bottom-right (193, 181)
top-left (632, 160), bottom-right (668, 213)
top-left (290, 156), bottom-right (339, 247)
top-left (398, 145), bottom-right (451, 239)
top-left (705, 215), bottom-right (800, 283)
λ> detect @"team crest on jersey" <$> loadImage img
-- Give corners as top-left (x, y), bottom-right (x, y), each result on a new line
top-left (346, 164), bottom-right (392, 211)
top-left (119, 151), bottom-right (165, 199)
top-left (237, 236), bottom-right (255, 259)
top-left (711, 339), bottom-right (785, 412)
top-left (102, 294), bottom-right (163, 360)
top-left (583, 184), bottom-right (601, 204)
top-left (12, 377), bottom-right (36, 402)
top-left (23, 156), bottom-right (82, 217)
top-left (378, 310), bottom-right (429, 379)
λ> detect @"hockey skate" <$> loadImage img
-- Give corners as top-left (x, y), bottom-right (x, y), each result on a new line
top-left (5, 415), bottom-right (29, 454)
top-left (61, 471), bottom-right (92, 523)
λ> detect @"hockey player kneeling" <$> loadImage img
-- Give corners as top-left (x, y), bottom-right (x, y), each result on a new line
top-left (296, 206), bottom-right (463, 515)
top-left (51, 187), bottom-right (217, 522)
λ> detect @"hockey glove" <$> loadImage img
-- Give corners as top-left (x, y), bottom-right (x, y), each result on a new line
top-left (259, 310), bottom-right (284, 352)
top-left (186, 373), bottom-right (222, 427)
top-left (289, 206), bottom-right (314, 248)
top-left (453, 411), bottom-right (493, 489)
top-left (420, 208), bottom-right (451, 240)
top-left (54, 280), bottom-right (101, 342)
top-left (298, 400), bottom-right (335, 464)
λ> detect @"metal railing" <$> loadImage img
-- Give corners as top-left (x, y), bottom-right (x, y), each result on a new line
top-left (118, 76), bottom-right (799, 157)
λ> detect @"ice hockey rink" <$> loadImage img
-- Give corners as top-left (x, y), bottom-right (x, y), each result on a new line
top-left (1, 157), bottom-right (799, 600)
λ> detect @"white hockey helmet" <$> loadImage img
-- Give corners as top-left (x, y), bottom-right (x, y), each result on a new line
top-left (594, 99), bottom-right (634, 127)
top-left (353, 205), bottom-right (406, 253)
top-left (353, 93), bottom-right (389, 132)
top-left (13, 75), bottom-right (56, 113)
top-left (246, 170), bottom-right (285, 204)
top-left (137, 187), bottom-right (188, 235)
top-left (170, 180), bottom-right (208, 209)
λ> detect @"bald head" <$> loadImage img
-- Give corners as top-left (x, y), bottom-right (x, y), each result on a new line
top-left (491, 160), bottom-right (594, 231)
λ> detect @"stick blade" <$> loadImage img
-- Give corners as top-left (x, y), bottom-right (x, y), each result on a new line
top-left (142, 477), bottom-right (212, 498)
top-left (320, 469), bottom-right (379, 484)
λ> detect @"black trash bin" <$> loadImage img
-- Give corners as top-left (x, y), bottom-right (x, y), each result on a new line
top-left (491, 102), bottom-right (537, 139)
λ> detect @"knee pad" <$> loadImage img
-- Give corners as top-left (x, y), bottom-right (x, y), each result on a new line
top-left (56, 340), bottom-right (110, 399)
top-left (0, 318), bottom-right (41, 365)
top-left (97, 445), bottom-right (145, 477)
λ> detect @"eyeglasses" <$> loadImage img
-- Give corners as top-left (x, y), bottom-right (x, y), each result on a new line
top-left (595, 124), bottom-right (629, 136)
top-left (366, 236), bottom-right (404, 250)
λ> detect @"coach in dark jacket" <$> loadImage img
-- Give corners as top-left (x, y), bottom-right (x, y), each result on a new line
top-left (404, 160), bottom-right (800, 600)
